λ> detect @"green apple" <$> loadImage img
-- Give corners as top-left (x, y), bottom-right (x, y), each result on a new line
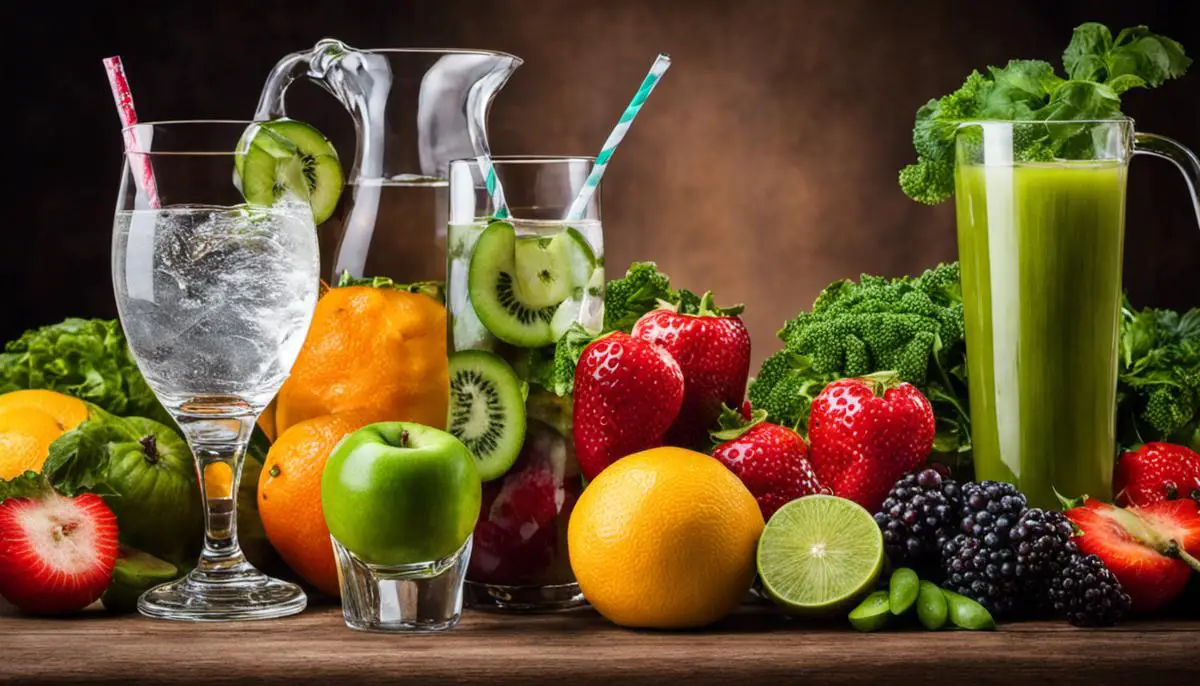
top-left (321, 422), bottom-right (482, 567)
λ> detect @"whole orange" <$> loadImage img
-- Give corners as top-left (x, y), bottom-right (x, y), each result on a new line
top-left (257, 409), bottom-right (389, 596)
top-left (567, 447), bottom-right (764, 629)
top-left (273, 285), bottom-right (448, 436)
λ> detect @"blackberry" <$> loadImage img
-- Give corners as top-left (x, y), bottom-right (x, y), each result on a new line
top-left (959, 481), bottom-right (1028, 548)
top-left (941, 533), bottom-right (1022, 617)
top-left (1010, 508), bottom-right (1076, 581)
top-left (1047, 553), bottom-right (1131, 627)
top-left (873, 468), bottom-right (963, 569)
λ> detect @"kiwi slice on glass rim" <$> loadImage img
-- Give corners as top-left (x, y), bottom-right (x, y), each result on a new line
top-left (235, 118), bottom-right (344, 224)
top-left (468, 221), bottom-right (596, 347)
top-left (447, 350), bottom-right (527, 481)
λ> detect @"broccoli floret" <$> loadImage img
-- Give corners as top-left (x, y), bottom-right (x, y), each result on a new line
top-left (1117, 301), bottom-right (1200, 450)
top-left (750, 263), bottom-right (971, 460)
top-left (603, 262), bottom-right (673, 332)
top-left (901, 71), bottom-right (991, 205)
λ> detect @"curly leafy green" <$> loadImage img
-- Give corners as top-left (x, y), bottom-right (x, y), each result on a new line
top-left (750, 263), bottom-right (971, 460)
top-left (901, 23), bottom-right (1191, 204)
top-left (0, 318), bottom-right (172, 426)
top-left (603, 262), bottom-right (674, 332)
top-left (0, 471), bottom-right (53, 503)
top-left (1117, 300), bottom-right (1200, 452)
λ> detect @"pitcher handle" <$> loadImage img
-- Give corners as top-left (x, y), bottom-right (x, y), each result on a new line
top-left (1133, 132), bottom-right (1200, 227)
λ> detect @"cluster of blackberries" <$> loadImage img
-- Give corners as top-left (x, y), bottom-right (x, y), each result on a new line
top-left (873, 470), bottom-right (1131, 626)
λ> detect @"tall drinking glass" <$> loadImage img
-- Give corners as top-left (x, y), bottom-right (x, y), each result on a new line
top-left (448, 157), bottom-right (604, 611)
top-left (955, 118), bottom-right (1200, 509)
top-left (112, 121), bottom-right (320, 620)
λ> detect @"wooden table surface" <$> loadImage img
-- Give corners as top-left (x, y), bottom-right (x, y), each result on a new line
top-left (2, 603), bottom-right (1198, 684)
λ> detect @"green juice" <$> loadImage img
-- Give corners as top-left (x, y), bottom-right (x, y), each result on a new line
top-left (955, 161), bottom-right (1127, 508)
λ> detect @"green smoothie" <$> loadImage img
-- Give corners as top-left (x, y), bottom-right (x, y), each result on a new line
top-left (955, 161), bottom-right (1126, 508)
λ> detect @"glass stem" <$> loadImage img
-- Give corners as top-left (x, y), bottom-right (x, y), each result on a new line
top-left (177, 414), bottom-right (256, 578)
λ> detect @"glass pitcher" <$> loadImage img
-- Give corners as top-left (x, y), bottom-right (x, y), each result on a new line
top-left (255, 39), bottom-right (522, 284)
top-left (955, 118), bottom-right (1200, 509)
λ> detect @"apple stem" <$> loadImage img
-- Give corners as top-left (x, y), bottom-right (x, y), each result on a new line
top-left (400, 430), bottom-right (409, 448)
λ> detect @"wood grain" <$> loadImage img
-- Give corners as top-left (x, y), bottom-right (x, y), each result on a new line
top-left (2, 605), bottom-right (1197, 684)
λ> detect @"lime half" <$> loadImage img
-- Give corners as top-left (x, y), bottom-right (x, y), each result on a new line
top-left (757, 494), bottom-right (884, 616)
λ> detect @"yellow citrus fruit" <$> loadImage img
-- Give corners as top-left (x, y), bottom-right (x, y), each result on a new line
top-left (257, 409), bottom-right (389, 596)
top-left (0, 391), bottom-right (89, 479)
top-left (0, 390), bottom-right (88, 432)
top-left (567, 447), bottom-right (764, 629)
top-left (0, 408), bottom-right (69, 479)
top-left (273, 286), bottom-right (448, 436)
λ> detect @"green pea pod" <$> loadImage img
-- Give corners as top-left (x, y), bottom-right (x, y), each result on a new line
top-left (917, 581), bottom-right (949, 630)
top-left (889, 568), bottom-right (920, 616)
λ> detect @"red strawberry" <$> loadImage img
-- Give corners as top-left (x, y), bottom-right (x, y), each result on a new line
top-left (0, 492), bottom-right (119, 614)
top-left (470, 421), bottom-right (578, 585)
top-left (573, 331), bottom-right (685, 480)
top-left (631, 293), bottom-right (751, 449)
top-left (807, 373), bottom-right (935, 512)
top-left (1114, 442), bottom-right (1200, 507)
top-left (712, 420), bottom-right (828, 520)
top-left (1065, 498), bottom-right (1200, 613)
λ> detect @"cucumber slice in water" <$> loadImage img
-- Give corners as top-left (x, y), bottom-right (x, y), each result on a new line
top-left (236, 118), bottom-right (344, 224)
top-left (448, 350), bottom-right (527, 481)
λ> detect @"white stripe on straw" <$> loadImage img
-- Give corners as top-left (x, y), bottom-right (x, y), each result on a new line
top-left (477, 155), bottom-right (510, 219)
top-left (564, 53), bottom-right (671, 221)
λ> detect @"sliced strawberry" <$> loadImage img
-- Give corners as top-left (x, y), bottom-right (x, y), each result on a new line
top-left (1114, 442), bottom-right (1200, 507)
top-left (712, 421), bottom-right (827, 520)
top-left (807, 373), bottom-right (935, 512)
top-left (572, 332), bottom-right (685, 480)
top-left (1066, 498), bottom-right (1200, 613)
top-left (0, 492), bottom-right (119, 614)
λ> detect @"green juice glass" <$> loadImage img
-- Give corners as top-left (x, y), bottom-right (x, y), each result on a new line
top-left (954, 119), bottom-right (1200, 509)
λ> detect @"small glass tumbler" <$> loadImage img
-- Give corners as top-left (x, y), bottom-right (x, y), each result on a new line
top-left (333, 537), bottom-right (472, 632)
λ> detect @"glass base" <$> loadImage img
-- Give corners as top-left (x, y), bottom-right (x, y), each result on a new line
top-left (334, 537), bottom-right (471, 633)
top-left (138, 566), bottom-right (306, 622)
top-left (465, 580), bottom-right (587, 613)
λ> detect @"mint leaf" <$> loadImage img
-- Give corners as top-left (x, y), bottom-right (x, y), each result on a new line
top-left (1063, 22), bottom-right (1114, 81)
top-left (1108, 27), bottom-right (1191, 87)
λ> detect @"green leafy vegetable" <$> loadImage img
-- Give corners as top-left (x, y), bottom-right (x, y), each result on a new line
top-left (0, 318), bottom-right (172, 426)
top-left (1117, 300), bottom-right (1200, 452)
top-left (749, 263), bottom-right (971, 466)
top-left (603, 262), bottom-right (675, 332)
top-left (901, 23), bottom-right (1191, 204)
top-left (0, 471), bottom-right (53, 503)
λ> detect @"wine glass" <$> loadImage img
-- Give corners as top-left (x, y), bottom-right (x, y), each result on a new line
top-left (111, 120), bottom-right (319, 621)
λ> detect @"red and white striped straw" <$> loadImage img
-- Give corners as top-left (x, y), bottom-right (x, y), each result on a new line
top-left (103, 56), bottom-right (160, 208)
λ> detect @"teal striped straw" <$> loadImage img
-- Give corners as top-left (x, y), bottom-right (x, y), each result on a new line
top-left (476, 155), bottom-right (510, 219)
top-left (564, 53), bottom-right (672, 221)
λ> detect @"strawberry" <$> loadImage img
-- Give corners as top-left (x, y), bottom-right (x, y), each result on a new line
top-left (0, 491), bottom-right (119, 614)
top-left (711, 415), bottom-right (828, 521)
top-left (806, 372), bottom-right (935, 512)
top-left (573, 331), bottom-right (685, 481)
top-left (1114, 442), bottom-right (1200, 507)
top-left (631, 293), bottom-right (751, 449)
top-left (1065, 498), bottom-right (1200, 613)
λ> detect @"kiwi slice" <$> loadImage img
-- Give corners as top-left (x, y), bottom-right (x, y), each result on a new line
top-left (468, 222), bottom-right (554, 347)
top-left (512, 227), bottom-right (597, 309)
top-left (448, 350), bottom-right (527, 481)
top-left (236, 118), bottom-right (344, 224)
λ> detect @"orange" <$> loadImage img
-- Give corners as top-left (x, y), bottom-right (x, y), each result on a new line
top-left (0, 391), bottom-right (89, 479)
top-left (567, 447), bottom-right (764, 629)
top-left (257, 409), bottom-right (389, 596)
top-left (273, 285), bottom-right (448, 436)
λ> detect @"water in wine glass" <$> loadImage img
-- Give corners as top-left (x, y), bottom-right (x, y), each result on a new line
top-left (113, 201), bottom-right (319, 415)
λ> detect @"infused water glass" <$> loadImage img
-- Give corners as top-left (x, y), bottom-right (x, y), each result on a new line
top-left (955, 119), bottom-right (1200, 509)
top-left (112, 121), bottom-right (319, 621)
top-left (448, 157), bottom-right (604, 611)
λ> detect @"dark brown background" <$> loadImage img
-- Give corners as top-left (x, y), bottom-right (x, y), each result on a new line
top-left (6, 0), bottom-right (1199, 369)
